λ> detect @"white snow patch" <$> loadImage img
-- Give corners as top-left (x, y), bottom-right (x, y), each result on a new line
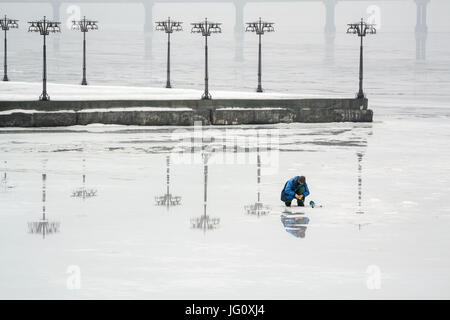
top-left (216, 107), bottom-right (286, 111)
top-left (0, 81), bottom-right (331, 101)
top-left (79, 107), bottom-right (193, 113)
top-left (0, 107), bottom-right (193, 115)
top-left (0, 109), bottom-right (76, 115)
top-left (401, 201), bottom-right (419, 207)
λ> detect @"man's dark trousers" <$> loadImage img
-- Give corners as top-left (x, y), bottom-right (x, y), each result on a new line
top-left (285, 198), bottom-right (305, 207)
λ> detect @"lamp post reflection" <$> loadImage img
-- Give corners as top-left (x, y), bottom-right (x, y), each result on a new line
top-left (28, 173), bottom-right (60, 239)
top-left (1, 160), bottom-right (13, 192)
top-left (71, 159), bottom-right (97, 200)
top-left (244, 137), bottom-right (271, 216)
top-left (357, 152), bottom-right (364, 215)
top-left (190, 153), bottom-right (220, 233)
top-left (1, 161), bottom-right (6, 189)
top-left (155, 155), bottom-right (181, 209)
top-left (355, 151), bottom-right (371, 231)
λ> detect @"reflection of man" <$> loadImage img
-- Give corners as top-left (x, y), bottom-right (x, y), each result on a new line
top-left (281, 215), bottom-right (310, 238)
top-left (280, 176), bottom-right (310, 207)
top-left (287, 227), bottom-right (307, 238)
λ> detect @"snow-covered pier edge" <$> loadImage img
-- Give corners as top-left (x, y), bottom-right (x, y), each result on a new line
top-left (0, 82), bottom-right (372, 126)
top-left (0, 97), bottom-right (371, 127)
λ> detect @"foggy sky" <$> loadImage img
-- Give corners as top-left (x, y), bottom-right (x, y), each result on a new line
top-left (1, 0), bottom-right (450, 33)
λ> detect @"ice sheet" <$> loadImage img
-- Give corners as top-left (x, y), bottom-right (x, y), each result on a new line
top-left (1, 112), bottom-right (450, 299)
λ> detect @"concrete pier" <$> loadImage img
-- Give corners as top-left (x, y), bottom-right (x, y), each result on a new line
top-left (0, 98), bottom-right (372, 127)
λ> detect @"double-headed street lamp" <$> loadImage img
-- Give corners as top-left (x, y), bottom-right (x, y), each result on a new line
top-left (191, 18), bottom-right (222, 100)
top-left (347, 18), bottom-right (376, 99)
top-left (72, 16), bottom-right (98, 86)
top-left (1, 15), bottom-right (18, 82)
top-left (246, 18), bottom-right (274, 93)
top-left (156, 17), bottom-right (183, 89)
top-left (28, 16), bottom-right (61, 101)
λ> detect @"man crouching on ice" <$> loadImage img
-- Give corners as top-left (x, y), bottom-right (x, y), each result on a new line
top-left (281, 175), bottom-right (310, 207)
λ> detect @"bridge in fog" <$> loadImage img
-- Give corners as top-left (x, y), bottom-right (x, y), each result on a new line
top-left (0, 0), bottom-right (431, 60)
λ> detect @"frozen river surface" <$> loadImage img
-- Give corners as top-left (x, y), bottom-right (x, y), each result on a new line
top-left (1, 107), bottom-right (450, 299)
top-left (1, 17), bottom-right (450, 298)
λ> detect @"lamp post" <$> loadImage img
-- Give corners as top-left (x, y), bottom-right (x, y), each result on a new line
top-left (155, 17), bottom-right (183, 88)
top-left (0, 15), bottom-right (18, 82)
top-left (347, 18), bottom-right (376, 99)
top-left (71, 16), bottom-right (98, 86)
top-left (245, 18), bottom-right (274, 93)
top-left (28, 16), bottom-right (61, 101)
top-left (191, 18), bottom-right (222, 100)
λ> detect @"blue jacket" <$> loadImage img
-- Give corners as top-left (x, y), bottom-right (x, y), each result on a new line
top-left (280, 176), bottom-right (310, 202)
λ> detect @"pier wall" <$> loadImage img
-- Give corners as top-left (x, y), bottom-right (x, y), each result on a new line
top-left (0, 98), bottom-right (372, 127)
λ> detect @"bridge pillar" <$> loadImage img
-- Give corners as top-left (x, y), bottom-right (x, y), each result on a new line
top-left (51, 1), bottom-right (61, 51)
top-left (143, 0), bottom-right (155, 34)
top-left (415, 0), bottom-right (429, 60)
top-left (234, 0), bottom-right (245, 61)
top-left (323, 0), bottom-right (337, 37)
top-left (323, 0), bottom-right (337, 62)
top-left (143, 0), bottom-right (154, 58)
